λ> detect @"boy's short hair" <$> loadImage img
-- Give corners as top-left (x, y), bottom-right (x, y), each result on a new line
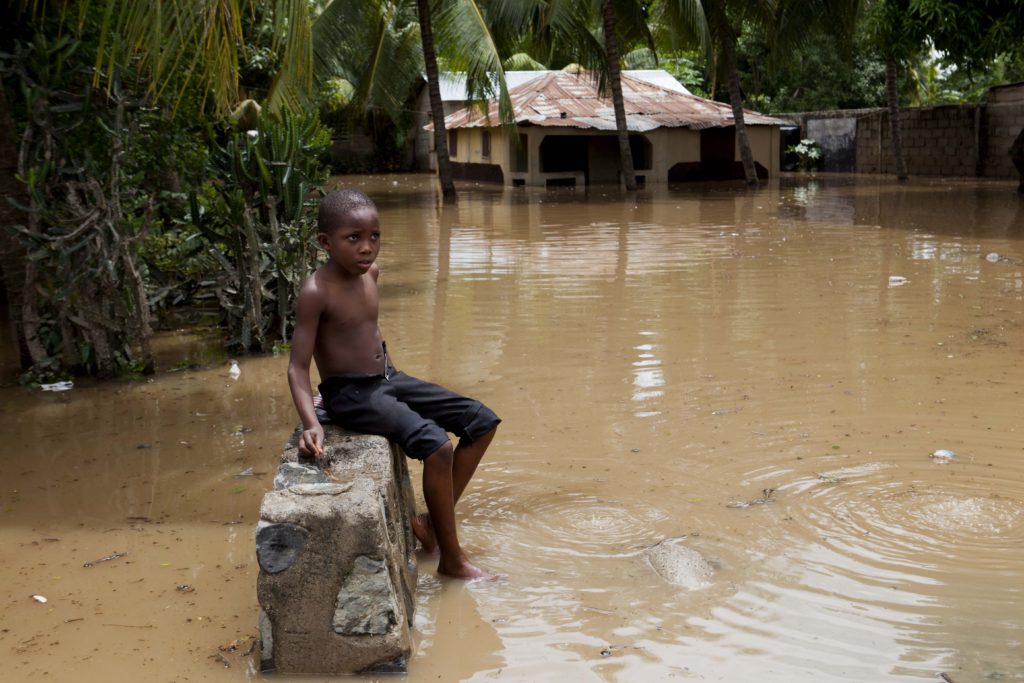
top-left (318, 189), bottom-right (377, 233)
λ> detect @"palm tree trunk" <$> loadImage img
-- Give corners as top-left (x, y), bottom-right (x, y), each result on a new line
top-left (416, 0), bottom-right (457, 204)
top-left (602, 0), bottom-right (637, 191)
top-left (885, 57), bottom-right (909, 181)
top-left (0, 78), bottom-right (31, 369)
top-left (720, 30), bottom-right (758, 186)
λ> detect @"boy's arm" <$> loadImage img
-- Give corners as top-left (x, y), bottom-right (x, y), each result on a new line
top-left (370, 262), bottom-right (396, 366)
top-left (288, 278), bottom-right (325, 457)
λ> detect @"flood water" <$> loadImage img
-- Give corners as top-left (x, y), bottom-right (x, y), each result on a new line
top-left (2, 174), bottom-right (1023, 682)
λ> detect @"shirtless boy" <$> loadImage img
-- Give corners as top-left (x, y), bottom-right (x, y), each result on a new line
top-left (287, 189), bottom-right (499, 580)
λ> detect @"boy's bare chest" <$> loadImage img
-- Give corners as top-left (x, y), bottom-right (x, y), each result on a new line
top-left (321, 281), bottom-right (379, 329)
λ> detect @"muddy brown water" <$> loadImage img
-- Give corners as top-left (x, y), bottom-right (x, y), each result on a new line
top-left (2, 174), bottom-right (1023, 682)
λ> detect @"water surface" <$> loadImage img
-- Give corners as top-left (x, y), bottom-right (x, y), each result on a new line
top-left (2, 174), bottom-right (1022, 682)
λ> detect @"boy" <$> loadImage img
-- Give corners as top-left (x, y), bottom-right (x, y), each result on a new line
top-left (287, 189), bottom-right (499, 580)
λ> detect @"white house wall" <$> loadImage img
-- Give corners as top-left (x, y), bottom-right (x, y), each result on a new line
top-left (447, 125), bottom-right (780, 186)
top-left (739, 126), bottom-right (781, 177)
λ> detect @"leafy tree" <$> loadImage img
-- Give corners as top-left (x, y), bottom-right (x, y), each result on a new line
top-left (733, 20), bottom-right (886, 113)
top-left (2, 29), bottom-right (163, 377)
top-left (860, 0), bottom-right (1024, 179)
top-left (911, 0), bottom-right (1024, 76)
top-left (1, 1), bottom-right (331, 377)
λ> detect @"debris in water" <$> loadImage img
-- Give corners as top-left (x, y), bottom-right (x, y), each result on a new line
top-left (228, 360), bottom-right (241, 379)
top-left (176, 584), bottom-right (195, 593)
top-left (581, 605), bottom-right (616, 615)
top-left (211, 652), bottom-right (232, 668)
top-left (216, 635), bottom-right (257, 660)
top-left (600, 648), bottom-right (612, 657)
top-left (929, 449), bottom-right (957, 463)
top-left (83, 551), bottom-right (127, 567)
top-left (40, 381), bottom-right (73, 392)
top-left (888, 276), bottom-right (909, 287)
top-left (645, 538), bottom-right (714, 590)
top-left (234, 467), bottom-right (256, 477)
top-left (727, 488), bottom-right (776, 509)
top-left (984, 252), bottom-right (1003, 263)
top-left (30, 594), bottom-right (47, 603)
top-left (219, 639), bottom-right (241, 653)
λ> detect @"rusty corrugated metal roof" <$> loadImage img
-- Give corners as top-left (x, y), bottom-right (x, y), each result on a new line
top-left (440, 71), bottom-right (786, 131)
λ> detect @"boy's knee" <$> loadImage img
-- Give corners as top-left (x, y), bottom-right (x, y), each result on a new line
top-left (458, 423), bottom-right (497, 451)
top-left (424, 440), bottom-right (454, 467)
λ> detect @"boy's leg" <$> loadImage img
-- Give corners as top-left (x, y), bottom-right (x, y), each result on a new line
top-left (413, 425), bottom-right (497, 555)
top-left (421, 440), bottom-right (495, 580)
top-left (386, 372), bottom-right (500, 504)
top-left (453, 426), bottom-right (497, 503)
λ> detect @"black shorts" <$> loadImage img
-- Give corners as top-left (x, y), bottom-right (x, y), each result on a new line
top-left (318, 370), bottom-right (500, 460)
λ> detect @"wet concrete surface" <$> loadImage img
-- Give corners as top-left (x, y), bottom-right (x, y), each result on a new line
top-left (1, 173), bottom-right (1023, 681)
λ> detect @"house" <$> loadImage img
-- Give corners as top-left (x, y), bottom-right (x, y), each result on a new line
top-left (420, 69), bottom-right (787, 187)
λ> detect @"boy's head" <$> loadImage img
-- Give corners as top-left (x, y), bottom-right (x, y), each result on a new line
top-left (318, 189), bottom-right (377, 235)
top-left (317, 189), bottom-right (381, 276)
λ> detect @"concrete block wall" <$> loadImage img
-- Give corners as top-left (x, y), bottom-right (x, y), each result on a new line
top-left (854, 105), bottom-right (981, 177)
top-left (983, 101), bottom-right (1024, 178)
top-left (782, 83), bottom-right (1024, 180)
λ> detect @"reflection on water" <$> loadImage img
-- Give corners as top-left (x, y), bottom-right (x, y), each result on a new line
top-left (1, 174), bottom-right (1023, 682)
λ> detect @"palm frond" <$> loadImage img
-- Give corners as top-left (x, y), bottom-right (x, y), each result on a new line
top-left (310, 0), bottom-right (423, 127)
top-left (623, 47), bottom-right (658, 69)
top-left (265, 0), bottom-right (315, 113)
top-left (770, 0), bottom-right (859, 70)
top-left (504, 52), bottom-right (548, 71)
top-left (433, 0), bottom-right (516, 131)
top-left (651, 0), bottom-right (711, 61)
top-left (89, 0), bottom-right (315, 116)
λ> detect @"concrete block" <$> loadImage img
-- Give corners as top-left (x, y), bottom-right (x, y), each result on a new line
top-left (257, 426), bottom-right (418, 674)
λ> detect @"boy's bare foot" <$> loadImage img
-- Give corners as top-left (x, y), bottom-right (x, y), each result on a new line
top-left (437, 557), bottom-right (498, 581)
top-left (411, 512), bottom-right (438, 554)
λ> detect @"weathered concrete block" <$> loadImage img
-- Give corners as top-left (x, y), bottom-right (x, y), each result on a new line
top-left (257, 425), bottom-right (418, 674)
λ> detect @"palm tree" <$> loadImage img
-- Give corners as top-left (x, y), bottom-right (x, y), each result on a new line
top-left (311, 0), bottom-right (516, 204)
top-left (711, 5), bottom-right (761, 185)
top-left (601, 0), bottom-right (638, 190)
top-left (502, 0), bottom-right (654, 190)
top-left (654, 0), bottom-right (765, 185)
top-left (866, 0), bottom-right (924, 181)
top-left (416, 0), bottom-right (458, 201)
top-left (656, 0), bottom-right (859, 185)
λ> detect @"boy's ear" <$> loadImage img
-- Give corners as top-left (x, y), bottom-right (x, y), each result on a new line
top-left (316, 232), bottom-right (330, 250)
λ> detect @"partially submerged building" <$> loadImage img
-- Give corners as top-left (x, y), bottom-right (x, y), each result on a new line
top-left (420, 70), bottom-right (787, 187)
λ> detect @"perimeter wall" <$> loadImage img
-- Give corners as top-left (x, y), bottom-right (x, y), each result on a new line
top-left (780, 82), bottom-right (1024, 179)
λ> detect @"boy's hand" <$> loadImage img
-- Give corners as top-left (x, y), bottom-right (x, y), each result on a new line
top-left (298, 425), bottom-right (325, 459)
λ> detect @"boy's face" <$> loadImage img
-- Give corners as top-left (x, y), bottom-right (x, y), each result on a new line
top-left (318, 207), bottom-right (380, 277)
